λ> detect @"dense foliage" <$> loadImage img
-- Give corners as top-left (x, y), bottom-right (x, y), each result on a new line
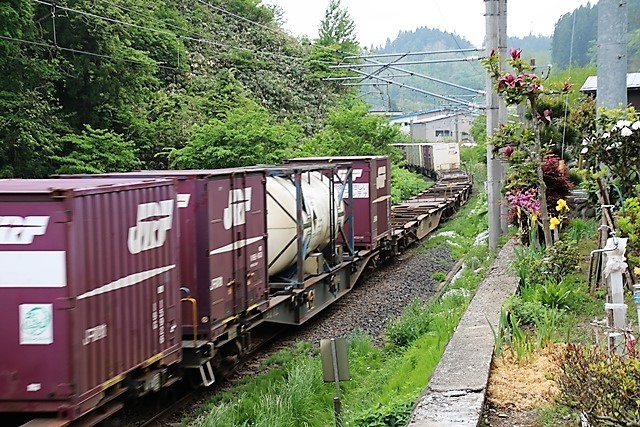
top-left (551, 0), bottom-right (640, 69)
top-left (0, 0), bottom-right (349, 177)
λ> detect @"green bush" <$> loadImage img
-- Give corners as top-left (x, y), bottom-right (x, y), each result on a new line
top-left (526, 239), bottom-right (580, 287)
top-left (351, 399), bottom-right (413, 427)
top-left (432, 272), bottom-right (446, 282)
top-left (557, 344), bottom-right (640, 426)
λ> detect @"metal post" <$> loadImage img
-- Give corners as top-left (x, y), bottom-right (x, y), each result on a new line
top-left (597, 0), bottom-right (628, 110)
top-left (330, 338), bottom-right (343, 427)
top-left (485, 0), bottom-right (501, 250)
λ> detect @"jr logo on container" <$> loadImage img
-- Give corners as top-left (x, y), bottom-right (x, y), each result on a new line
top-left (223, 188), bottom-right (252, 230)
top-left (128, 200), bottom-right (174, 254)
top-left (0, 216), bottom-right (49, 244)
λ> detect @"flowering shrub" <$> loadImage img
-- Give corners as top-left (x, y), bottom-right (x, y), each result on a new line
top-left (483, 48), bottom-right (572, 247)
top-left (582, 108), bottom-right (640, 198)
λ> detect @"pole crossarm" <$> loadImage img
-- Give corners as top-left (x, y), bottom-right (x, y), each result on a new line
top-left (360, 58), bottom-right (486, 95)
top-left (324, 74), bottom-right (412, 81)
top-left (342, 48), bottom-right (483, 60)
top-left (330, 56), bottom-right (483, 69)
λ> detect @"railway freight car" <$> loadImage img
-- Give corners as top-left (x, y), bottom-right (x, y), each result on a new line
top-left (393, 142), bottom-right (461, 178)
top-left (1, 156), bottom-right (473, 426)
top-left (285, 156), bottom-right (391, 252)
top-left (0, 178), bottom-right (182, 423)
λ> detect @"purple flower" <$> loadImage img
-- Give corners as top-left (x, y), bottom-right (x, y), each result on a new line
top-left (510, 48), bottom-right (522, 60)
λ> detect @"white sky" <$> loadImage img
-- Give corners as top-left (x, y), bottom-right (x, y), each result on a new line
top-left (264, 0), bottom-right (595, 48)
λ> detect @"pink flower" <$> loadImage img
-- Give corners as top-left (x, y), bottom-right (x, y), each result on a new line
top-left (510, 48), bottom-right (522, 60)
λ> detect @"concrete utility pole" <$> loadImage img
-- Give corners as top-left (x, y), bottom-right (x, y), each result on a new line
top-left (597, 0), bottom-right (628, 109)
top-left (485, 0), bottom-right (502, 250)
top-left (498, 0), bottom-right (508, 234)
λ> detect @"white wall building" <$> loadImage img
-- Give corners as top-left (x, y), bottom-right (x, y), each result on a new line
top-left (389, 109), bottom-right (475, 143)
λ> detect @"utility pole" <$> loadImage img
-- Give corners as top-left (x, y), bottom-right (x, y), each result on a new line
top-left (498, 0), bottom-right (508, 234)
top-left (485, 0), bottom-right (501, 251)
top-left (597, 0), bottom-right (628, 109)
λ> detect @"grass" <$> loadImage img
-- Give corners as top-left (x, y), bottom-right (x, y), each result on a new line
top-left (187, 192), bottom-right (491, 427)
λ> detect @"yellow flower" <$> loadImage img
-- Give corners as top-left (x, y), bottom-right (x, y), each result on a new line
top-left (556, 199), bottom-right (568, 212)
top-left (635, 266), bottom-right (640, 276)
top-left (531, 213), bottom-right (538, 223)
top-left (550, 217), bottom-right (561, 230)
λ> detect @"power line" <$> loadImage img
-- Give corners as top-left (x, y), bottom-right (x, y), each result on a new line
top-left (33, 0), bottom-right (334, 66)
top-left (0, 34), bottom-right (177, 70)
top-left (195, 0), bottom-right (353, 57)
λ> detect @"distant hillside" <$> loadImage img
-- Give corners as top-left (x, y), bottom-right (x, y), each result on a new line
top-left (552, 0), bottom-right (640, 70)
top-left (363, 29), bottom-right (552, 112)
top-left (365, 27), bottom-right (485, 112)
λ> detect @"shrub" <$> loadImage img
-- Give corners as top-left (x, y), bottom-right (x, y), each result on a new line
top-left (556, 344), bottom-right (640, 426)
top-left (432, 272), bottom-right (446, 282)
top-left (526, 239), bottom-right (580, 287)
top-left (351, 399), bottom-right (413, 427)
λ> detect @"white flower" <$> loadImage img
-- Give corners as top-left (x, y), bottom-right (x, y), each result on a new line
top-left (617, 120), bottom-right (632, 129)
top-left (613, 140), bottom-right (622, 148)
top-left (621, 127), bottom-right (633, 137)
top-left (582, 139), bottom-right (589, 146)
top-left (581, 147), bottom-right (589, 154)
top-left (632, 121), bottom-right (640, 131)
top-left (605, 145), bottom-right (612, 151)
top-left (602, 132), bottom-right (610, 139)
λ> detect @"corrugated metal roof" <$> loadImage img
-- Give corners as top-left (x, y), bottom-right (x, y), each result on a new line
top-left (580, 73), bottom-right (640, 92)
top-left (389, 108), bottom-right (444, 121)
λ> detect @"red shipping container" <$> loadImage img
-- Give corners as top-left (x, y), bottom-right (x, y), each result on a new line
top-left (0, 179), bottom-right (181, 420)
top-left (285, 156), bottom-right (391, 250)
top-left (57, 170), bottom-right (269, 340)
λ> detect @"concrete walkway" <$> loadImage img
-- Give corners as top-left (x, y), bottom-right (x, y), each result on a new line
top-left (408, 240), bottom-right (519, 426)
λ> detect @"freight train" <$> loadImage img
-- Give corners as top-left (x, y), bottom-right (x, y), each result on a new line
top-left (393, 142), bottom-right (462, 178)
top-left (0, 155), bottom-right (472, 426)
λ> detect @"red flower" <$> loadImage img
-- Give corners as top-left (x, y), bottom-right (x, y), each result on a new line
top-left (509, 48), bottom-right (522, 60)
top-left (504, 145), bottom-right (514, 157)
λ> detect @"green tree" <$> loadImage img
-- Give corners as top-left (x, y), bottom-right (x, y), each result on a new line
top-left (169, 100), bottom-right (302, 169)
top-left (298, 98), bottom-right (404, 157)
top-left (54, 125), bottom-right (142, 174)
top-left (317, 0), bottom-right (358, 51)
top-left (0, 0), bottom-right (67, 178)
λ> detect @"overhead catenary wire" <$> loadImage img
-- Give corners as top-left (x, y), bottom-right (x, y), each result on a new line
top-left (561, 9), bottom-right (578, 160)
top-left (195, 0), bottom-right (352, 57)
top-left (0, 33), bottom-right (177, 70)
top-left (32, 0), bottom-right (335, 66)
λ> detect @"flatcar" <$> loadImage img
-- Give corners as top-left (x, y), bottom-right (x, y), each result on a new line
top-left (0, 156), bottom-right (472, 426)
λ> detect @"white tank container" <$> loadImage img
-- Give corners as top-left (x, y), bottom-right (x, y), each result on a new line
top-left (266, 172), bottom-right (343, 276)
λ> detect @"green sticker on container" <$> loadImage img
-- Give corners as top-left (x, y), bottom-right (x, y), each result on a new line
top-left (20, 304), bottom-right (53, 345)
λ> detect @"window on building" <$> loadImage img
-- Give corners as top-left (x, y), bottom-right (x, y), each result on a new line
top-left (435, 129), bottom-right (451, 137)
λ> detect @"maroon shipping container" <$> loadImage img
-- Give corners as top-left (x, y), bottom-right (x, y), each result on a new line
top-left (286, 156), bottom-right (391, 250)
top-left (0, 179), bottom-right (181, 420)
top-left (57, 170), bottom-right (269, 341)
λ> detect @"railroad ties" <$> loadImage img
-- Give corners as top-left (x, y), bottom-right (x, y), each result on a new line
top-left (391, 171), bottom-right (473, 248)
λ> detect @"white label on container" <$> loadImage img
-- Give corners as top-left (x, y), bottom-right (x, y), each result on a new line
top-left (19, 304), bottom-right (53, 345)
top-left (177, 194), bottom-right (191, 208)
top-left (335, 183), bottom-right (369, 199)
top-left (376, 166), bottom-right (387, 189)
top-left (0, 251), bottom-right (67, 288)
top-left (82, 324), bottom-right (107, 346)
top-left (27, 383), bottom-right (41, 392)
top-left (128, 200), bottom-right (174, 254)
top-left (210, 276), bottom-right (223, 291)
top-left (0, 216), bottom-right (49, 245)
